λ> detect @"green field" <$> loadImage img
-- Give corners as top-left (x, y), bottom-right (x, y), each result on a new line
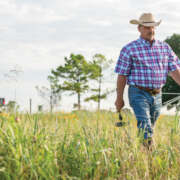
top-left (0, 111), bottom-right (180, 180)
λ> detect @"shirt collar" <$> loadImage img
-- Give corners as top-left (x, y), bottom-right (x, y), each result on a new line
top-left (138, 36), bottom-right (157, 47)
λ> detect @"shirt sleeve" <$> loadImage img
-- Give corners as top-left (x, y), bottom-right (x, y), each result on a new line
top-left (167, 44), bottom-right (180, 72)
top-left (114, 46), bottom-right (132, 75)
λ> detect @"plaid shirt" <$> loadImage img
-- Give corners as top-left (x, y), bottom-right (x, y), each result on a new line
top-left (115, 37), bottom-right (180, 89)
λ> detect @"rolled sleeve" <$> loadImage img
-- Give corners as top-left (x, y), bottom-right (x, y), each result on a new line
top-left (167, 45), bottom-right (180, 72)
top-left (114, 47), bottom-right (132, 75)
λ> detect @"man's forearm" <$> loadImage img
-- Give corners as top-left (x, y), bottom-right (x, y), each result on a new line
top-left (170, 69), bottom-right (180, 85)
top-left (116, 75), bottom-right (127, 98)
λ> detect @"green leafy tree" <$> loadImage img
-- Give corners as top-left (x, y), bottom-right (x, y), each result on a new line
top-left (162, 34), bottom-right (180, 108)
top-left (48, 53), bottom-right (94, 110)
top-left (85, 54), bottom-right (115, 110)
top-left (165, 34), bottom-right (180, 57)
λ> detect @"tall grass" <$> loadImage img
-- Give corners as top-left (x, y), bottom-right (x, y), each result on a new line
top-left (0, 111), bottom-right (180, 179)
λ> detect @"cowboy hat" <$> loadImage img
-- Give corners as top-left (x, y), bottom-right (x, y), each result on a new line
top-left (130, 13), bottom-right (161, 27)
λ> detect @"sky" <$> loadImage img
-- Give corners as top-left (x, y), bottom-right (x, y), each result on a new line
top-left (1, 0), bottom-right (180, 113)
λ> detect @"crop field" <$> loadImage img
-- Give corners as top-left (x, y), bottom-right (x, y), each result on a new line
top-left (0, 111), bottom-right (180, 180)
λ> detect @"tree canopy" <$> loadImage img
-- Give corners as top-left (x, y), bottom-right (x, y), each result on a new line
top-left (48, 53), bottom-right (97, 110)
top-left (162, 34), bottom-right (180, 107)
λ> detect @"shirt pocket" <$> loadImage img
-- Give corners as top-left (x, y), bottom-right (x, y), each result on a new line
top-left (131, 55), bottom-right (140, 64)
top-left (157, 54), bottom-right (168, 69)
top-left (132, 55), bottom-right (149, 67)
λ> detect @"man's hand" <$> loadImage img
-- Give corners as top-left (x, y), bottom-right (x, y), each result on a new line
top-left (115, 98), bottom-right (124, 112)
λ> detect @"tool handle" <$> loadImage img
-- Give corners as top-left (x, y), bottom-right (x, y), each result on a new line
top-left (119, 112), bottom-right (123, 121)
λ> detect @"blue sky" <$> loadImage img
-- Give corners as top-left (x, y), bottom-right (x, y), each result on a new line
top-left (1, 0), bottom-right (180, 112)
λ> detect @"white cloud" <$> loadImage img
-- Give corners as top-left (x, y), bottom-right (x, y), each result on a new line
top-left (0, 0), bottom-right (17, 15)
top-left (0, 26), bottom-right (10, 31)
top-left (87, 18), bottom-right (112, 27)
top-left (16, 4), bottom-right (70, 24)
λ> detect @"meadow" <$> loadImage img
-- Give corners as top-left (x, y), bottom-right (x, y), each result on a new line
top-left (0, 110), bottom-right (180, 180)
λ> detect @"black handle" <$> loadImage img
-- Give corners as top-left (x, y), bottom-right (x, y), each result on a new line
top-left (115, 112), bottom-right (125, 127)
top-left (119, 112), bottom-right (123, 121)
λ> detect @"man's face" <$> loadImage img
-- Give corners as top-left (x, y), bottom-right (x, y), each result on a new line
top-left (138, 25), bottom-right (155, 42)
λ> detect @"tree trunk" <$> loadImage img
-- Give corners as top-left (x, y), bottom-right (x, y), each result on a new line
top-left (98, 68), bottom-right (102, 111)
top-left (78, 92), bottom-right (81, 110)
top-left (50, 95), bottom-right (53, 113)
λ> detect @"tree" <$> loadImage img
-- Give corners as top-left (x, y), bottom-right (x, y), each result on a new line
top-left (4, 64), bottom-right (23, 103)
top-left (6, 101), bottom-right (19, 113)
top-left (165, 34), bottom-right (180, 57)
top-left (36, 85), bottom-right (61, 112)
top-left (162, 34), bottom-right (180, 108)
top-left (48, 53), bottom-right (95, 110)
top-left (84, 54), bottom-right (115, 110)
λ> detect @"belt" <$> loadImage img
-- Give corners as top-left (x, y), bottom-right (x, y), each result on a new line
top-left (135, 85), bottom-right (161, 96)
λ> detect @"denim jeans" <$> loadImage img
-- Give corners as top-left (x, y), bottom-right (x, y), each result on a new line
top-left (128, 85), bottom-right (162, 139)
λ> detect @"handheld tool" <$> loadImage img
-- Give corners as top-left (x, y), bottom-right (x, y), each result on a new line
top-left (115, 112), bottom-right (126, 127)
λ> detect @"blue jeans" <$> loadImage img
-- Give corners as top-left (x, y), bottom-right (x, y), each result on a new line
top-left (128, 85), bottom-right (162, 139)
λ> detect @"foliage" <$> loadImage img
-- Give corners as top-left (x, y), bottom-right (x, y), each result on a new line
top-left (165, 34), bottom-right (180, 57)
top-left (48, 53), bottom-right (98, 110)
top-left (162, 34), bottom-right (180, 107)
top-left (36, 85), bottom-right (61, 112)
top-left (0, 111), bottom-right (180, 179)
top-left (85, 54), bottom-right (114, 110)
top-left (6, 101), bottom-right (19, 113)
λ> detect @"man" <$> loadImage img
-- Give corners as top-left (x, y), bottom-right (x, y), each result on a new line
top-left (114, 13), bottom-right (180, 147)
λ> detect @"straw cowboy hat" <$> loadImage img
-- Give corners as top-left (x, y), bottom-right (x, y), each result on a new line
top-left (130, 13), bottom-right (161, 27)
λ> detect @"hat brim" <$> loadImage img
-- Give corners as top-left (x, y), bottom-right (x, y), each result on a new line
top-left (130, 19), bottom-right (161, 27)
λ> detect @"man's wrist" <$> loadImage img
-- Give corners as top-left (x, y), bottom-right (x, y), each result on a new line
top-left (116, 89), bottom-right (123, 98)
top-left (116, 95), bottom-right (123, 100)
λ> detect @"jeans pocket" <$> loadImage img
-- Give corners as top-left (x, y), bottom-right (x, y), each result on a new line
top-left (128, 86), bottom-right (142, 106)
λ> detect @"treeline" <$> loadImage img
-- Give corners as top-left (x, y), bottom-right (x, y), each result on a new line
top-left (37, 53), bottom-right (115, 112)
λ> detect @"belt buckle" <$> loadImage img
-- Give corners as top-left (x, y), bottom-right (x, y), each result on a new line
top-left (150, 89), bottom-right (158, 96)
top-left (149, 90), bottom-right (154, 96)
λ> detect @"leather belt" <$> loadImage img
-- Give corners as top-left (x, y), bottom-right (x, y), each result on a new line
top-left (135, 85), bottom-right (161, 96)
